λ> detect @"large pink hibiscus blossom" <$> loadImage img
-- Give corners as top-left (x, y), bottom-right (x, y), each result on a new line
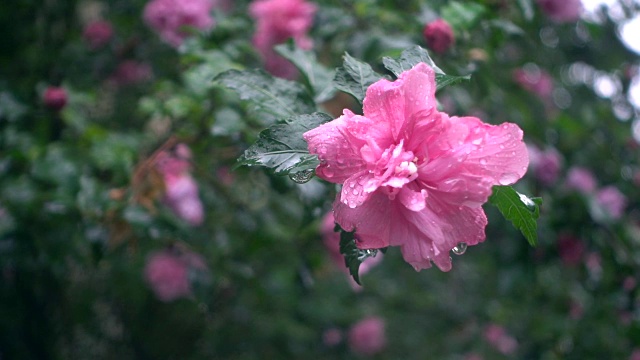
top-left (303, 63), bottom-right (529, 271)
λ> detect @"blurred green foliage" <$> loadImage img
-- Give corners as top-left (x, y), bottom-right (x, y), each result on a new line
top-left (0, 0), bottom-right (639, 359)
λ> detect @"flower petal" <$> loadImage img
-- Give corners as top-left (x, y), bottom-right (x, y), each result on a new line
top-left (333, 191), bottom-right (392, 249)
top-left (419, 116), bottom-right (529, 207)
top-left (341, 171), bottom-right (378, 208)
top-left (303, 109), bottom-right (367, 183)
top-left (363, 63), bottom-right (437, 142)
top-left (397, 184), bottom-right (427, 211)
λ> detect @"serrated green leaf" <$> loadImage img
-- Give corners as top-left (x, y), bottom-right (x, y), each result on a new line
top-left (236, 112), bottom-right (332, 175)
top-left (488, 185), bottom-right (542, 247)
top-left (441, 1), bottom-right (487, 32)
top-left (382, 46), bottom-right (471, 91)
top-left (215, 69), bottom-right (315, 124)
top-left (275, 41), bottom-right (336, 103)
top-left (382, 45), bottom-right (444, 76)
top-left (333, 53), bottom-right (384, 104)
top-left (337, 226), bottom-right (380, 285)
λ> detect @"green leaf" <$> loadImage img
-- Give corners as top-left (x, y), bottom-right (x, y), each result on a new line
top-left (382, 46), bottom-right (471, 91)
top-left (333, 53), bottom-right (384, 104)
top-left (236, 112), bottom-right (332, 175)
top-left (215, 69), bottom-right (315, 124)
top-left (275, 41), bottom-right (337, 103)
top-left (337, 225), bottom-right (381, 285)
top-left (441, 1), bottom-right (487, 32)
top-left (488, 186), bottom-right (542, 247)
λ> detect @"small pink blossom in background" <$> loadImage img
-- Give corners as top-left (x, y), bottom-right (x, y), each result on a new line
top-left (623, 276), bottom-right (637, 292)
top-left (423, 19), bottom-right (455, 54)
top-left (321, 212), bottom-right (382, 288)
top-left (513, 66), bottom-right (554, 99)
top-left (249, 0), bottom-right (316, 79)
top-left (111, 60), bottom-right (153, 86)
top-left (144, 250), bottom-right (192, 302)
top-left (557, 233), bottom-right (585, 266)
top-left (143, 0), bottom-right (216, 47)
top-left (569, 300), bottom-right (584, 320)
top-left (630, 348), bottom-right (640, 360)
top-left (595, 186), bottom-right (627, 219)
top-left (537, 0), bottom-right (582, 23)
top-left (528, 145), bottom-right (562, 185)
top-left (348, 316), bottom-right (386, 356)
top-left (565, 166), bottom-right (597, 194)
top-left (465, 353), bottom-right (484, 360)
top-left (322, 328), bottom-right (343, 347)
top-left (43, 86), bottom-right (67, 111)
top-left (483, 324), bottom-right (518, 355)
top-left (585, 252), bottom-right (602, 277)
top-left (156, 145), bottom-right (205, 225)
top-left (304, 63), bottom-right (528, 271)
top-left (82, 20), bottom-right (113, 49)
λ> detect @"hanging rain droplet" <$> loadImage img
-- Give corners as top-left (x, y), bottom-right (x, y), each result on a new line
top-left (452, 242), bottom-right (467, 255)
top-left (289, 169), bottom-right (315, 184)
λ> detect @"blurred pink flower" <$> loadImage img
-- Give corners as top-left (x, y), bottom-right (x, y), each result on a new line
top-left (630, 348), bottom-right (640, 360)
top-left (484, 324), bottom-right (518, 355)
top-left (144, 250), bottom-right (192, 302)
top-left (348, 316), bottom-right (386, 356)
top-left (43, 86), bottom-right (67, 111)
top-left (528, 145), bottom-right (562, 185)
top-left (423, 19), bottom-right (455, 54)
top-left (83, 20), bottom-right (113, 49)
top-left (595, 186), bottom-right (627, 219)
top-left (537, 0), bottom-right (582, 23)
top-left (249, 0), bottom-right (316, 79)
top-left (569, 300), bottom-right (584, 320)
top-left (156, 145), bottom-right (205, 225)
top-left (513, 66), bottom-right (554, 98)
top-left (321, 212), bottom-right (382, 288)
top-left (143, 0), bottom-right (216, 47)
top-left (322, 328), bottom-right (343, 347)
top-left (623, 276), bottom-right (637, 292)
top-left (304, 63), bottom-right (528, 271)
top-left (557, 233), bottom-right (585, 266)
top-left (111, 60), bottom-right (153, 86)
top-left (566, 166), bottom-right (596, 193)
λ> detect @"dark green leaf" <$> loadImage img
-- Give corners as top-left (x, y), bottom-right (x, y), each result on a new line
top-left (488, 185), bottom-right (542, 247)
top-left (236, 112), bottom-right (332, 175)
top-left (338, 225), bottom-right (381, 285)
top-left (215, 69), bottom-right (315, 124)
top-left (441, 1), bottom-right (487, 32)
top-left (275, 41), bottom-right (336, 103)
top-left (382, 46), bottom-right (471, 91)
top-left (333, 53), bottom-right (384, 104)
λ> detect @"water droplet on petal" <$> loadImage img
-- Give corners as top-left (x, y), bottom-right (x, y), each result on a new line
top-left (452, 242), bottom-right (467, 255)
top-left (289, 169), bottom-right (315, 184)
top-left (498, 172), bottom-right (518, 185)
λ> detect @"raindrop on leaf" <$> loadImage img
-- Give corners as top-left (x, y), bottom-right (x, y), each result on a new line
top-left (289, 169), bottom-right (315, 184)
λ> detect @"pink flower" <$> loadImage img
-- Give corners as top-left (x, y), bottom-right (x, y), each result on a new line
top-left (304, 63), bottom-right (528, 271)
top-left (321, 212), bottom-right (382, 287)
top-left (423, 19), bottom-right (455, 54)
top-left (322, 328), bottom-right (343, 347)
top-left (595, 186), bottom-right (627, 219)
top-left (528, 145), bottom-right (562, 186)
top-left (83, 20), bottom-right (113, 49)
top-left (537, 0), bottom-right (582, 23)
top-left (348, 316), bottom-right (386, 356)
top-left (249, 0), bottom-right (316, 78)
top-left (143, 0), bottom-right (216, 47)
top-left (483, 324), bottom-right (518, 355)
top-left (144, 250), bottom-right (192, 301)
top-left (566, 166), bottom-right (597, 193)
top-left (513, 66), bottom-right (554, 99)
top-left (43, 86), bottom-right (67, 111)
top-left (111, 60), bottom-right (153, 86)
top-left (156, 145), bottom-right (205, 225)
top-left (630, 348), bottom-right (640, 360)
top-left (557, 233), bottom-right (585, 266)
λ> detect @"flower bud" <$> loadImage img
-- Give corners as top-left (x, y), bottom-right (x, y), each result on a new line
top-left (83, 20), bottom-right (113, 49)
top-left (43, 86), bottom-right (67, 111)
top-left (423, 19), bottom-right (455, 54)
